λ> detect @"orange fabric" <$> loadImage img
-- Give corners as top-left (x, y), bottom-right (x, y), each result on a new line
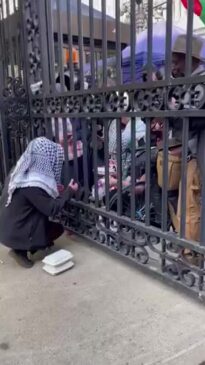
top-left (65, 48), bottom-right (79, 64)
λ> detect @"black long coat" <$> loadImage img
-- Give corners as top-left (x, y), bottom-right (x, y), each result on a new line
top-left (0, 177), bottom-right (72, 251)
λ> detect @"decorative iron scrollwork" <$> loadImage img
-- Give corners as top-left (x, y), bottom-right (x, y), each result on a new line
top-left (32, 99), bottom-right (44, 114)
top-left (1, 78), bottom-right (28, 122)
top-left (82, 94), bottom-right (103, 113)
top-left (3, 78), bottom-right (26, 98)
top-left (27, 81), bottom-right (205, 118)
top-left (47, 98), bottom-right (62, 114)
top-left (62, 96), bottom-right (81, 114)
top-left (59, 203), bottom-right (205, 296)
top-left (105, 91), bottom-right (130, 112)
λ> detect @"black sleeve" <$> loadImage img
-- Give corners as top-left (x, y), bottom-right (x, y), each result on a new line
top-left (22, 187), bottom-right (74, 218)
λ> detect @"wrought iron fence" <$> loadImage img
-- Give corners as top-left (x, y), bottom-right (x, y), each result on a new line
top-left (1, 0), bottom-right (205, 300)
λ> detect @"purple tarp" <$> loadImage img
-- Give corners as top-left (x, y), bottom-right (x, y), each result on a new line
top-left (122, 21), bottom-right (185, 83)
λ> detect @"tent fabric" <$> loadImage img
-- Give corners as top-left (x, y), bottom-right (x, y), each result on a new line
top-left (122, 21), bottom-right (185, 83)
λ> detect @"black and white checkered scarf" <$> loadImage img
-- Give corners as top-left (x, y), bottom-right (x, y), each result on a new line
top-left (6, 137), bottom-right (64, 206)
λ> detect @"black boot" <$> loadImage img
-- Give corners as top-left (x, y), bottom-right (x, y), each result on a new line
top-left (10, 250), bottom-right (34, 268)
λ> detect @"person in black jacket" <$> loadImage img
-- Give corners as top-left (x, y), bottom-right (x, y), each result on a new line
top-left (0, 137), bottom-right (78, 268)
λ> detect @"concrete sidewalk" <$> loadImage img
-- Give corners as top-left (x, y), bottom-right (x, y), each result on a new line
top-left (1, 235), bottom-right (205, 365)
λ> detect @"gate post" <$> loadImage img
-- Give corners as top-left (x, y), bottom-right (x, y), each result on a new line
top-left (21, 0), bottom-right (51, 138)
top-left (0, 20), bottom-right (9, 179)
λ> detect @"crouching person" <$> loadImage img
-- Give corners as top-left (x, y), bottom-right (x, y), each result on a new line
top-left (0, 137), bottom-right (78, 268)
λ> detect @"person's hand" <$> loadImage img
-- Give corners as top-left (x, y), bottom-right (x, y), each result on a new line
top-left (68, 179), bottom-right (79, 192)
top-left (109, 176), bottom-right (117, 187)
top-left (57, 184), bottom-right (65, 193)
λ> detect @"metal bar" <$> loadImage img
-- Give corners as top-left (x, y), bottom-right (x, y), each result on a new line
top-left (145, 119), bottom-right (151, 226)
top-left (115, 0), bottom-right (121, 84)
top-left (200, 177), bottom-right (205, 245)
top-left (101, 0), bottom-right (107, 86)
top-left (32, 108), bottom-right (205, 120)
top-left (18, 0), bottom-right (33, 139)
top-left (161, 119), bottom-right (169, 231)
top-left (62, 117), bottom-right (69, 185)
top-left (89, 0), bottom-right (95, 88)
top-left (130, 117), bottom-right (136, 220)
top-left (116, 118), bottom-right (122, 216)
top-left (0, 3), bottom-right (6, 92)
top-left (37, 0), bottom-right (50, 93)
top-left (15, 32), bottom-right (22, 79)
top-left (45, 117), bottom-right (53, 140)
top-left (54, 118), bottom-right (59, 143)
top-left (104, 120), bottom-right (110, 211)
top-left (82, 120), bottom-right (89, 203)
top-left (199, 255), bottom-right (204, 292)
top-left (130, 0), bottom-right (136, 82)
top-left (56, 0), bottom-right (65, 92)
top-left (179, 118), bottom-right (189, 238)
top-left (147, 0), bottom-right (153, 81)
top-left (36, 73), bottom-right (205, 97)
top-left (72, 120), bottom-right (79, 183)
top-left (45, 0), bottom-right (56, 92)
top-left (92, 119), bottom-right (99, 207)
top-left (77, 0), bottom-right (84, 90)
top-left (161, 238), bottom-right (166, 272)
top-left (5, 0), bottom-right (15, 77)
top-left (0, 113), bottom-right (9, 176)
top-left (67, 0), bottom-right (74, 91)
top-left (185, 0), bottom-right (194, 77)
top-left (165, 0), bottom-right (172, 80)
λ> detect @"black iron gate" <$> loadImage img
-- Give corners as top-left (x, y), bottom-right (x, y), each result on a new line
top-left (1, 0), bottom-right (205, 300)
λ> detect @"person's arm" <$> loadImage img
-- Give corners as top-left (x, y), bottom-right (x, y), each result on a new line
top-left (22, 187), bottom-right (74, 218)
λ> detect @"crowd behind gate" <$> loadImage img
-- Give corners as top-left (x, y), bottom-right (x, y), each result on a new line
top-left (1, 32), bottom-right (205, 268)
top-left (50, 34), bottom-right (205, 246)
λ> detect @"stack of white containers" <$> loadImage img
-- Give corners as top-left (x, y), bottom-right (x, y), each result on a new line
top-left (42, 249), bottom-right (74, 275)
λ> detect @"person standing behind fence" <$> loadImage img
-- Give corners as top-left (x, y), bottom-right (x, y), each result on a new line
top-left (55, 49), bottom-right (93, 189)
top-left (0, 137), bottom-right (78, 268)
top-left (170, 34), bottom-right (205, 166)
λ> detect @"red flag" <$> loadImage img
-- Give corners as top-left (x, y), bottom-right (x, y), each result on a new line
top-left (181, 0), bottom-right (205, 24)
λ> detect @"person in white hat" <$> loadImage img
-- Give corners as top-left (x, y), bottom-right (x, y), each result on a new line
top-left (172, 34), bottom-right (205, 78)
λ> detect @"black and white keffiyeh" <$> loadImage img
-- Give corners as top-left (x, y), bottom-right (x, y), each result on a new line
top-left (6, 137), bottom-right (64, 206)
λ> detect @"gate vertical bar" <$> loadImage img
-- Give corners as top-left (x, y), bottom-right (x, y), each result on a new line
top-left (117, 118), bottom-right (122, 216)
top-left (102, 0), bottom-right (107, 86)
top-left (115, 0), bottom-right (121, 83)
top-left (89, 0), bottom-right (95, 88)
top-left (67, 0), bottom-right (74, 91)
top-left (145, 119), bottom-right (151, 226)
top-left (46, 0), bottom-right (56, 92)
top-left (147, 0), bottom-right (153, 80)
top-left (0, 3), bottom-right (9, 176)
top-left (56, 0), bottom-right (65, 92)
top-left (130, 0), bottom-right (136, 82)
top-left (77, 0), bottom-right (84, 90)
top-left (180, 118), bottom-right (189, 238)
top-left (104, 120), bottom-right (110, 210)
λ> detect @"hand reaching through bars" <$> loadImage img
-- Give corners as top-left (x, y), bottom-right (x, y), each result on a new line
top-left (68, 179), bottom-right (79, 192)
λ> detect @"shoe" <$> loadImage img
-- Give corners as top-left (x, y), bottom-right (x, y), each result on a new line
top-left (10, 250), bottom-right (34, 268)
